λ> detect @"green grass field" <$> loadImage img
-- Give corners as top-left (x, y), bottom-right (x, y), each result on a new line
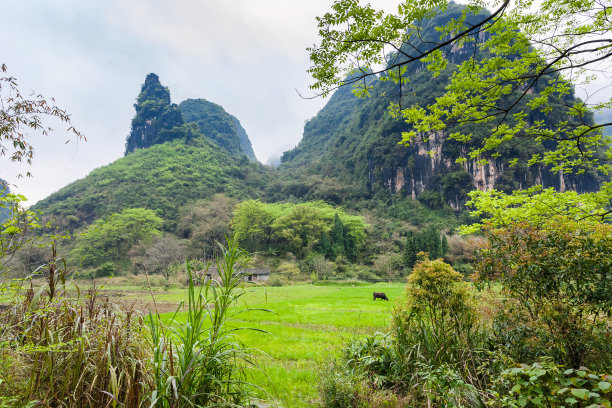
top-left (106, 282), bottom-right (405, 407)
top-left (223, 284), bottom-right (404, 407)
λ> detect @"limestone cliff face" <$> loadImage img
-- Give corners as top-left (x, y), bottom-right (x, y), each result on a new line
top-left (366, 128), bottom-right (599, 210)
top-left (282, 74), bottom-right (602, 209)
top-left (125, 73), bottom-right (184, 155)
top-left (281, 4), bottom-right (604, 208)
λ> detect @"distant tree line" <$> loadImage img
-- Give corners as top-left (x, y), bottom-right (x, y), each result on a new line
top-left (404, 226), bottom-right (448, 268)
top-left (232, 200), bottom-right (367, 261)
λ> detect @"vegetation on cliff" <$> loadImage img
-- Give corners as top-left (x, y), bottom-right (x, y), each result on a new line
top-left (283, 2), bottom-right (605, 209)
top-left (179, 98), bottom-right (256, 160)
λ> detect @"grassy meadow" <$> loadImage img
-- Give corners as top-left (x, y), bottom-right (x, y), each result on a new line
top-left (98, 281), bottom-right (405, 407)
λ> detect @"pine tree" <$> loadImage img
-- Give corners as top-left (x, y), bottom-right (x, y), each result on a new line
top-left (344, 225), bottom-right (357, 261)
top-left (441, 233), bottom-right (449, 258)
top-left (330, 213), bottom-right (346, 258)
top-left (405, 231), bottom-right (417, 268)
top-left (317, 231), bottom-right (333, 259)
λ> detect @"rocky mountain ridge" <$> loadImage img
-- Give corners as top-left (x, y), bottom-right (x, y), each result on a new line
top-left (125, 73), bottom-right (256, 161)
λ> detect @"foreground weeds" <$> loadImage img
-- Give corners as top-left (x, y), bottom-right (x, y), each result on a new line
top-left (146, 238), bottom-right (271, 407)
top-left (0, 239), bottom-right (269, 407)
top-left (0, 248), bottom-right (150, 407)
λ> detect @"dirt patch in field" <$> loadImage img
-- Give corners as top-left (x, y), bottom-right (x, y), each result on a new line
top-left (112, 298), bottom-right (183, 314)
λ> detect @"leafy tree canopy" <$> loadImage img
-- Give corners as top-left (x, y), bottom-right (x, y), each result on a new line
top-left (307, 0), bottom-right (612, 176)
top-left (459, 184), bottom-right (612, 234)
top-left (474, 220), bottom-right (612, 368)
top-left (232, 200), bottom-right (368, 259)
top-left (73, 208), bottom-right (162, 268)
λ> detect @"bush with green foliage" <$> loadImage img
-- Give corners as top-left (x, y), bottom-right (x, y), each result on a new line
top-left (395, 254), bottom-right (483, 373)
top-left (95, 261), bottom-right (116, 277)
top-left (475, 221), bottom-right (612, 370)
top-left (233, 200), bottom-right (367, 260)
top-left (320, 256), bottom-right (490, 406)
top-left (73, 208), bottom-right (162, 268)
top-left (487, 358), bottom-right (611, 408)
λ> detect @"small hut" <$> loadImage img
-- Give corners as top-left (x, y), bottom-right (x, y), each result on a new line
top-left (192, 267), bottom-right (270, 284)
top-left (242, 268), bottom-right (271, 283)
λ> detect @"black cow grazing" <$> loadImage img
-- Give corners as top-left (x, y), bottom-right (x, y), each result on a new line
top-left (373, 292), bottom-right (389, 301)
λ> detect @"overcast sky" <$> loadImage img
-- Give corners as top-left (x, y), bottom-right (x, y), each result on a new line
top-left (1, 1), bottom-right (610, 205)
top-left (1, 0), bottom-right (403, 204)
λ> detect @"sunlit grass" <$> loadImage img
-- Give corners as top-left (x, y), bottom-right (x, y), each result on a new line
top-left (164, 283), bottom-right (404, 407)
top-left (87, 281), bottom-right (404, 407)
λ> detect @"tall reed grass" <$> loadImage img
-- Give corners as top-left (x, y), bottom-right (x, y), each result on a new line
top-left (146, 238), bottom-right (271, 407)
top-left (0, 245), bottom-right (151, 407)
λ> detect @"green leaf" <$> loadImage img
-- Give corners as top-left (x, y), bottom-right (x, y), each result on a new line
top-left (532, 369), bottom-right (547, 377)
top-left (597, 381), bottom-right (611, 391)
top-left (570, 388), bottom-right (589, 400)
top-left (2, 226), bottom-right (19, 234)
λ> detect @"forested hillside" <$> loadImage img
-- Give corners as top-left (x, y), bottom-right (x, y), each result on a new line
top-left (35, 138), bottom-right (273, 231)
top-left (180, 99), bottom-right (256, 160)
top-left (280, 3), bottom-right (604, 209)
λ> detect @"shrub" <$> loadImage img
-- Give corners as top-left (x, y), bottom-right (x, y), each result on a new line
top-left (420, 363), bottom-right (482, 407)
top-left (275, 260), bottom-right (301, 280)
top-left (352, 265), bottom-right (379, 282)
top-left (475, 221), bottom-right (612, 369)
top-left (398, 253), bottom-right (478, 351)
top-left (372, 253), bottom-right (404, 279)
top-left (304, 253), bottom-right (335, 280)
top-left (266, 275), bottom-right (286, 286)
top-left (95, 261), bottom-right (116, 277)
top-left (487, 358), bottom-right (611, 408)
top-left (319, 367), bottom-right (367, 408)
top-left (345, 332), bottom-right (395, 388)
top-left (319, 255), bottom-right (490, 406)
